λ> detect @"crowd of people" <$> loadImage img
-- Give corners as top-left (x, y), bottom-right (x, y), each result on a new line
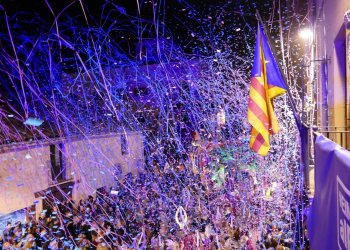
top-left (0, 151), bottom-right (308, 249)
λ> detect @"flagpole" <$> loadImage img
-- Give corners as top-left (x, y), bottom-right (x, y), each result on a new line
top-left (255, 11), bottom-right (310, 203)
top-left (255, 11), bottom-right (302, 131)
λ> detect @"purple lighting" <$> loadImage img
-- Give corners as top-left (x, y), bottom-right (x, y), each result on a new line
top-left (0, 0), bottom-right (309, 249)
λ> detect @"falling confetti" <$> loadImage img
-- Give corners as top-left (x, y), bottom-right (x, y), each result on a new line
top-left (23, 118), bottom-right (44, 127)
top-left (0, 0), bottom-right (309, 249)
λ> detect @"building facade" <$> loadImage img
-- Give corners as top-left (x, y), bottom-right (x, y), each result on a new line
top-left (312, 0), bottom-right (350, 149)
top-left (0, 132), bottom-right (144, 218)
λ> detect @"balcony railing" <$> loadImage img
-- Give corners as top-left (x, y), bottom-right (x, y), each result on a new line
top-left (315, 126), bottom-right (350, 150)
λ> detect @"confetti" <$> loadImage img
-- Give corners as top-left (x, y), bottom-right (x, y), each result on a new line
top-left (23, 117), bottom-right (44, 127)
top-left (0, 1), bottom-right (307, 248)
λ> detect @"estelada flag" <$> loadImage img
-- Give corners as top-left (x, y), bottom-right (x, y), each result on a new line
top-left (248, 24), bottom-right (287, 156)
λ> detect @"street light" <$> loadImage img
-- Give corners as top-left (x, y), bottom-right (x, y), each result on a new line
top-left (299, 28), bottom-right (313, 41)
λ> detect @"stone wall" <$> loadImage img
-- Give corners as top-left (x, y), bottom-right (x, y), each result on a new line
top-left (0, 132), bottom-right (144, 216)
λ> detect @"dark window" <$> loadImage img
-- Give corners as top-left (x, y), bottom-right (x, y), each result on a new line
top-left (133, 87), bottom-right (149, 97)
top-left (334, 26), bottom-right (346, 91)
top-left (50, 143), bottom-right (66, 182)
top-left (121, 134), bottom-right (129, 155)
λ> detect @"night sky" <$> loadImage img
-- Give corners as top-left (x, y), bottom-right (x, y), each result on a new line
top-left (0, 0), bottom-right (307, 142)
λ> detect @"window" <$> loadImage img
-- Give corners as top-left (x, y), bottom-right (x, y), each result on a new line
top-left (133, 86), bottom-right (149, 97)
top-left (50, 143), bottom-right (66, 182)
top-left (121, 134), bottom-right (129, 155)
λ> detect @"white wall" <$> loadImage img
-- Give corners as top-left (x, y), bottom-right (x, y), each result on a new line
top-left (0, 132), bottom-right (144, 216)
top-left (319, 0), bottom-right (350, 115)
top-left (66, 133), bottom-right (144, 202)
top-left (314, 0), bottom-right (350, 146)
top-left (0, 145), bottom-right (50, 216)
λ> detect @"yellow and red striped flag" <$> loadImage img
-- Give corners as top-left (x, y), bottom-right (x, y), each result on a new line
top-left (248, 24), bottom-right (287, 156)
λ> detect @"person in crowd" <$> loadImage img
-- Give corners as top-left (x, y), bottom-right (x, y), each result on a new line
top-left (1, 155), bottom-right (303, 250)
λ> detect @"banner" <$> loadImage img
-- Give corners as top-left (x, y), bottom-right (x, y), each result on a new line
top-left (309, 135), bottom-right (350, 249)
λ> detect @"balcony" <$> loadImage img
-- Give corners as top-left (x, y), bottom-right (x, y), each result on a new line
top-left (316, 126), bottom-right (350, 150)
